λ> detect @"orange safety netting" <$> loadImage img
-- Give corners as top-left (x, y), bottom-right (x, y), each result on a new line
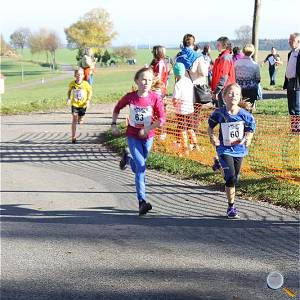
top-left (154, 99), bottom-right (300, 183)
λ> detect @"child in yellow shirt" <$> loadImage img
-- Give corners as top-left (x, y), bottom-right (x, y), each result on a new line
top-left (67, 68), bottom-right (92, 143)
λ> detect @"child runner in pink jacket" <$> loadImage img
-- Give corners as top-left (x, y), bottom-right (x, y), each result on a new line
top-left (111, 67), bottom-right (166, 216)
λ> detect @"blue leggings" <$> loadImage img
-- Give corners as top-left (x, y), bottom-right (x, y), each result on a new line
top-left (127, 136), bottom-right (154, 202)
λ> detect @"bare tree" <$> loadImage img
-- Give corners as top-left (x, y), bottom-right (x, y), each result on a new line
top-left (10, 27), bottom-right (31, 55)
top-left (45, 31), bottom-right (61, 69)
top-left (28, 29), bottom-right (48, 55)
top-left (234, 25), bottom-right (252, 46)
top-left (252, 0), bottom-right (261, 61)
top-left (28, 29), bottom-right (61, 69)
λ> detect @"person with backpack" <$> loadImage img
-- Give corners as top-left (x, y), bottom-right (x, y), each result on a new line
top-left (79, 48), bottom-right (96, 85)
top-left (176, 34), bottom-right (209, 132)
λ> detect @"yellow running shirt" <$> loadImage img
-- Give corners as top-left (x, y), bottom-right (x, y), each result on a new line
top-left (68, 80), bottom-right (92, 108)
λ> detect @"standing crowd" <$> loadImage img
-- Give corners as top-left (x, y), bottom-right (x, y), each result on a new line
top-left (66, 32), bottom-right (300, 218)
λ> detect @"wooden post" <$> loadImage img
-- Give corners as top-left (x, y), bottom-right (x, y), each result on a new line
top-left (252, 0), bottom-right (261, 62)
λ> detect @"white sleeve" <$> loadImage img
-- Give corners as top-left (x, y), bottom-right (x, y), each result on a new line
top-left (172, 82), bottom-right (181, 99)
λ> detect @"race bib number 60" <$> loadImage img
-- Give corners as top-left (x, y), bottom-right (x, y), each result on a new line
top-left (129, 105), bottom-right (152, 128)
top-left (221, 121), bottom-right (244, 146)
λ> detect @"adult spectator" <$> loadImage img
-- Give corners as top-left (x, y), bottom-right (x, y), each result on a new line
top-left (202, 44), bottom-right (214, 86)
top-left (263, 47), bottom-right (282, 85)
top-left (211, 36), bottom-right (235, 107)
top-left (235, 44), bottom-right (261, 108)
top-left (79, 48), bottom-right (96, 85)
top-left (283, 32), bottom-right (300, 132)
top-left (176, 34), bottom-right (209, 131)
top-left (176, 34), bottom-right (208, 85)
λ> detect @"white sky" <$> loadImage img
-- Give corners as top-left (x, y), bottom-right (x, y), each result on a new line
top-left (1, 0), bottom-right (299, 47)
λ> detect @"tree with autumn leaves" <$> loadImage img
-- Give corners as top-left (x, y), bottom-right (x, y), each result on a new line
top-left (64, 8), bottom-right (117, 49)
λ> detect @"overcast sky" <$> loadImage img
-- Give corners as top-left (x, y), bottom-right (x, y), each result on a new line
top-left (1, 0), bottom-right (299, 47)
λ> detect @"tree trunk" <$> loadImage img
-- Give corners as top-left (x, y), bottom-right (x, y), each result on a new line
top-left (21, 48), bottom-right (24, 81)
top-left (52, 51), bottom-right (56, 70)
top-left (252, 0), bottom-right (261, 62)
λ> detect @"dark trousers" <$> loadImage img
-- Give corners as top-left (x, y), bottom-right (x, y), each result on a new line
top-left (287, 78), bottom-right (300, 132)
top-left (242, 88), bottom-right (258, 105)
top-left (287, 79), bottom-right (300, 115)
top-left (219, 154), bottom-right (243, 187)
top-left (269, 65), bottom-right (277, 85)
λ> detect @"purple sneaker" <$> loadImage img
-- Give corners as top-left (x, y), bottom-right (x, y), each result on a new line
top-left (227, 206), bottom-right (239, 219)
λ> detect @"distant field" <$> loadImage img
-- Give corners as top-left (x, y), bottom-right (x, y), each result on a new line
top-left (1, 48), bottom-right (289, 114)
top-left (17, 47), bottom-right (289, 88)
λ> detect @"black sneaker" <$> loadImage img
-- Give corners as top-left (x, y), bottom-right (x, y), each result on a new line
top-left (212, 157), bottom-right (221, 172)
top-left (119, 147), bottom-right (130, 170)
top-left (139, 200), bottom-right (152, 216)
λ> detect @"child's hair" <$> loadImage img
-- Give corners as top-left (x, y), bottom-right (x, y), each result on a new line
top-left (202, 44), bottom-right (210, 54)
top-left (223, 82), bottom-right (241, 98)
top-left (182, 34), bottom-right (195, 47)
top-left (74, 67), bottom-right (84, 76)
top-left (151, 45), bottom-right (166, 61)
top-left (223, 83), bottom-right (252, 111)
top-left (134, 67), bottom-right (153, 82)
top-left (232, 46), bottom-right (241, 55)
top-left (194, 44), bottom-right (200, 51)
top-left (243, 44), bottom-right (255, 57)
top-left (151, 77), bottom-right (163, 91)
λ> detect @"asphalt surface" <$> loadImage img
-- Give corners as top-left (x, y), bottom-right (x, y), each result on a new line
top-left (1, 104), bottom-right (299, 300)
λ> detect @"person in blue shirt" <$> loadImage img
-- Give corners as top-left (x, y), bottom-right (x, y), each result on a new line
top-left (208, 83), bottom-right (256, 218)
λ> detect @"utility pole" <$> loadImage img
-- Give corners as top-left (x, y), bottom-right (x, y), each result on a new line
top-left (252, 0), bottom-right (261, 61)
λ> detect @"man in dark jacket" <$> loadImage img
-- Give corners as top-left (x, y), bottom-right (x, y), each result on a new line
top-left (283, 32), bottom-right (300, 132)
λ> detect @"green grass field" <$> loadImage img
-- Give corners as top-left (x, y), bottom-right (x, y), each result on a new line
top-left (0, 48), bottom-right (289, 114)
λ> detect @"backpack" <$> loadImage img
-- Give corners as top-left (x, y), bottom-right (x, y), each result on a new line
top-left (81, 55), bottom-right (92, 68)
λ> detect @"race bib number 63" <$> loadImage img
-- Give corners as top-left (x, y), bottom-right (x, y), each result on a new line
top-left (129, 105), bottom-right (152, 128)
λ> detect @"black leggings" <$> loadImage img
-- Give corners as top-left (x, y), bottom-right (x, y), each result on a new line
top-left (219, 154), bottom-right (243, 187)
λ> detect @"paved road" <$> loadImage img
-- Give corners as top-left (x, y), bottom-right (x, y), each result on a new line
top-left (1, 104), bottom-right (299, 300)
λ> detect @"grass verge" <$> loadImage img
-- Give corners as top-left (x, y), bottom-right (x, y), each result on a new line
top-left (104, 126), bottom-right (300, 210)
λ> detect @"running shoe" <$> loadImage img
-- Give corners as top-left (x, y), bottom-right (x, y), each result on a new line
top-left (139, 200), bottom-right (152, 216)
top-left (212, 157), bottom-right (221, 172)
top-left (227, 206), bottom-right (239, 219)
top-left (119, 147), bottom-right (130, 170)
